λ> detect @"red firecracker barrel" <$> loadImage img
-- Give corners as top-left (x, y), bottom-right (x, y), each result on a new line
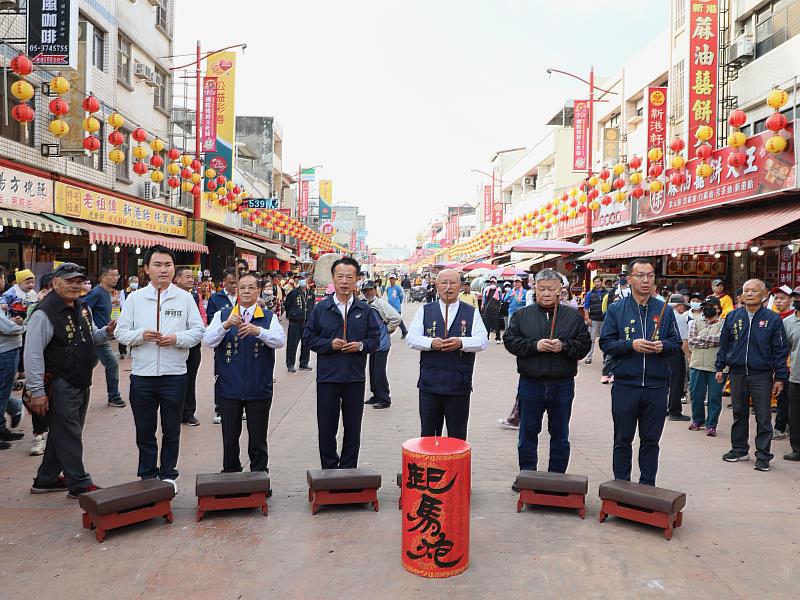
top-left (401, 437), bottom-right (471, 578)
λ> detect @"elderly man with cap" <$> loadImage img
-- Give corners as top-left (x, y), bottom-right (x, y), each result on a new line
top-left (385, 273), bottom-right (408, 338)
top-left (407, 268), bottom-right (488, 440)
top-left (666, 293), bottom-right (691, 422)
top-left (362, 279), bottom-right (401, 409)
top-left (687, 295), bottom-right (725, 436)
top-left (25, 263), bottom-right (117, 498)
top-left (284, 272), bottom-right (315, 373)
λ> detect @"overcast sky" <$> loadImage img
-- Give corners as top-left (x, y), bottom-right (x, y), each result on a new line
top-left (175, 0), bottom-right (668, 249)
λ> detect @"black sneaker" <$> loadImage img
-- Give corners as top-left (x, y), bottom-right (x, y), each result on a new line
top-left (299, 365), bottom-right (312, 371)
top-left (364, 397), bottom-right (377, 405)
top-left (754, 459), bottom-right (771, 472)
top-left (0, 428), bottom-right (24, 441)
top-left (31, 475), bottom-right (69, 494)
top-left (511, 481), bottom-right (520, 493)
top-left (783, 451), bottom-right (800, 461)
top-left (108, 398), bottom-right (126, 408)
top-left (67, 484), bottom-right (101, 499)
top-left (722, 450), bottom-right (750, 462)
top-left (287, 366), bottom-right (297, 373)
top-left (668, 414), bottom-right (691, 422)
top-left (0, 440), bottom-right (11, 450)
top-left (182, 416), bottom-right (200, 426)
top-left (373, 401), bottom-right (391, 409)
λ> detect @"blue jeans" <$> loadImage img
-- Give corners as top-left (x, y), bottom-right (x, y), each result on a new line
top-left (94, 342), bottom-right (121, 402)
top-left (517, 377), bottom-right (575, 472)
top-left (0, 348), bottom-right (21, 429)
top-left (689, 368), bottom-right (722, 427)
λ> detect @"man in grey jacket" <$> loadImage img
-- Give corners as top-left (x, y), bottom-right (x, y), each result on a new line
top-left (782, 290), bottom-right (800, 462)
top-left (362, 280), bottom-right (401, 409)
top-left (0, 266), bottom-right (25, 449)
top-left (26, 263), bottom-right (116, 498)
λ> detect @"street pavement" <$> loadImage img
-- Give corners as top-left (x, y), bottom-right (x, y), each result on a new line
top-left (1, 301), bottom-right (799, 599)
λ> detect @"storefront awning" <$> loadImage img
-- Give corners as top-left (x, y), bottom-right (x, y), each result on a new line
top-left (65, 219), bottom-right (208, 253)
top-left (261, 241), bottom-right (293, 262)
top-left (576, 230), bottom-right (646, 261)
top-left (208, 227), bottom-right (267, 255)
top-left (0, 210), bottom-right (80, 235)
top-left (588, 205), bottom-right (800, 260)
top-left (512, 253), bottom-right (562, 271)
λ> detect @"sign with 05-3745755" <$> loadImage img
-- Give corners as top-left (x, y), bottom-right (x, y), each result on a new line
top-left (26, 0), bottom-right (79, 70)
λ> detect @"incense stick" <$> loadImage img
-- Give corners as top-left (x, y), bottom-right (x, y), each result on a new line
top-left (549, 299), bottom-right (559, 339)
top-left (342, 292), bottom-right (350, 341)
top-left (444, 300), bottom-right (449, 340)
top-left (155, 282), bottom-right (162, 333)
top-left (651, 300), bottom-right (668, 341)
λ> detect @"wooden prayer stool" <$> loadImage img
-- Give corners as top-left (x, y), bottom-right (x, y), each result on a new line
top-left (195, 472), bottom-right (270, 522)
top-left (598, 480), bottom-right (686, 540)
top-left (515, 471), bottom-right (588, 518)
top-left (306, 468), bottom-right (381, 515)
top-left (78, 479), bottom-right (176, 543)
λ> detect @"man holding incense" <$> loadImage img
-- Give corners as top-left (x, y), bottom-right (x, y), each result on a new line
top-left (115, 246), bottom-right (205, 488)
top-left (503, 269), bottom-right (590, 487)
top-left (302, 257), bottom-right (381, 469)
top-left (406, 268), bottom-right (488, 440)
top-left (600, 258), bottom-right (682, 486)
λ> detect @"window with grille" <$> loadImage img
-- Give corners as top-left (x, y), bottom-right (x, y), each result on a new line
top-left (156, 0), bottom-right (169, 33)
top-left (117, 36), bottom-right (132, 84)
top-left (93, 28), bottom-right (105, 71)
top-left (671, 60), bottom-right (685, 123)
top-left (154, 68), bottom-right (169, 111)
top-left (674, 0), bottom-right (686, 31)
top-left (755, 0), bottom-right (800, 57)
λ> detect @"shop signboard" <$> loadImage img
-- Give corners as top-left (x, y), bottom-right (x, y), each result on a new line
top-left (637, 126), bottom-right (796, 222)
top-left (299, 180), bottom-right (309, 218)
top-left (203, 52), bottom-right (236, 185)
top-left (778, 245), bottom-right (795, 287)
top-left (483, 185), bottom-right (492, 224)
top-left (27, 0), bottom-right (78, 69)
top-left (319, 180), bottom-right (333, 220)
top-left (201, 77), bottom-right (218, 152)
top-left (646, 87), bottom-right (667, 172)
top-left (688, 0), bottom-right (719, 148)
top-left (54, 182), bottom-right (187, 237)
top-left (573, 100), bottom-right (589, 171)
top-left (0, 166), bottom-right (52, 213)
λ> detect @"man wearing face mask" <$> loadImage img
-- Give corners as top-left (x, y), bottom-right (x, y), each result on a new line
top-left (686, 292), bottom-right (705, 324)
top-left (687, 296), bottom-right (725, 436)
top-left (284, 273), bottom-right (315, 373)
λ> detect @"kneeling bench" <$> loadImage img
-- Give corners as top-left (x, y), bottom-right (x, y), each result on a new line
top-left (79, 479), bottom-right (175, 543)
top-left (598, 480), bottom-right (686, 540)
top-left (307, 468), bottom-right (381, 515)
top-left (516, 471), bottom-right (588, 518)
top-left (195, 472), bottom-right (270, 521)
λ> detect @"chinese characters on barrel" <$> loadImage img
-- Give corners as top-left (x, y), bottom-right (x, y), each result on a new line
top-left (405, 464), bottom-right (462, 569)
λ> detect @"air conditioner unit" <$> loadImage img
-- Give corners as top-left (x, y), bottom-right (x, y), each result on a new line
top-left (148, 72), bottom-right (162, 88)
top-left (134, 62), bottom-right (153, 81)
top-left (523, 177), bottom-right (535, 186)
top-left (143, 180), bottom-right (160, 200)
top-left (727, 35), bottom-right (754, 66)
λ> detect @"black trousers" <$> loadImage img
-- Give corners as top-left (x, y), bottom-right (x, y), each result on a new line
top-left (483, 312), bottom-right (502, 341)
top-left (34, 378), bottom-right (92, 491)
top-left (419, 390), bottom-right (471, 440)
top-left (730, 371), bottom-right (773, 461)
top-left (368, 350), bottom-right (390, 404)
top-left (286, 320), bottom-right (311, 368)
top-left (788, 382), bottom-right (800, 453)
top-left (183, 345), bottom-right (202, 421)
top-left (316, 381), bottom-right (365, 469)
top-left (218, 397), bottom-right (271, 472)
top-left (667, 351), bottom-right (687, 416)
top-left (129, 374), bottom-right (187, 480)
top-left (611, 383), bottom-right (668, 486)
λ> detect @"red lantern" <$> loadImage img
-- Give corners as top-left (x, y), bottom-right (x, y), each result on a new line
top-left (167, 147), bottom-right (181, 161)
top-left (82, 135), bottom-right (101, 152)
top-left (219, 198), bottom-right (229, 206)
top-left (167, 176), bottom-right (180, 189)
top-left (133, 161), bottom-right (148, 176)
top-left (629, 156), bottom-right (642, 170)
top-left (132, 127), bottom-right (148, 143)
top-left (226, 192), bottom-right (235, 202)
top-left (587, 188), bottom-right (599, 200)
top-left (728, 109), bottom-right (747, 128)
top-left (10, 54), bottom-right (33, 76)
top-left (232, 186), bottom-right (241, 194)
top-left (181, 168), bottom-right (193, 179)
top-left (695, 144), bottom-right (712, 160)
top-left (48, 97), bottom-right (69, 116)
top-left (206, 179), bottom-right (217, 190)
top-left (601, 195), bottom-right (612, 206)
top-left (766, 112), bottom-right (788, 132)
top-left (108, 130), bottom-right (125, 146)
top-left (671, 172), bottom-right (686, 186)
top-left (11, 103), bottom-right (34, 123)
top-left (631, 187), bottom-right (645, 199)
top-left (216, 175), bottom-right (226, 186)
top-left (561, 192), bottom-right (569, 202)
top-left (727, 152), bottom-right (744, 168)
top-left (190, 159), bottom-right (202, 172)
top-left (648, 164), bottom-right (663, 178)
top-left (577, 205), bottom-right (587, 214)
top-left (613, 177), bottom-right (625, 189)
top-left (564, 262), bottom-right (574, 272)
top-left (82, 95), bottom-right (101, 113)
top-left (191, 185), bottom-right (201, 197)
top-left (150, 154), bottom-right (164, 168)
top-left (586, 261), bottom-right (599, 271)
top-left (599, 168), bottom-right (610, 180)
top-left (569, 198), bottom-right (578, 208)
top-left (249, 215), bottom-right (257, 223)
top-left (669, 137), bottom-right (685, 153)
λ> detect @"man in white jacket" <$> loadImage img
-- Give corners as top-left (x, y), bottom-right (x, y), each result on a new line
top-left (115, 245), bottom-right (205, 487)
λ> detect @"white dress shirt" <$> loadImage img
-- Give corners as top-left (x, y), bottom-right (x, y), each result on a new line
top-left (203, 304), bottom-right (286, 349)
top-left (406, 299), bottom-right (489, 352)
top-left (333, 293), bottom-right (355, 319)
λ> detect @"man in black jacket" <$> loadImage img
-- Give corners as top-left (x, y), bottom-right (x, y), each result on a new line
top-left (284, 272), bottom-right (315, 373)
top-left (504, 269), bottom-right (591, 484)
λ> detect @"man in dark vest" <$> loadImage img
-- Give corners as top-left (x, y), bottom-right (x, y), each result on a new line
top-left (284, 272), bottom-right (315, 373)
top-left (206, 267), bottom-right (238, 324)
top-left (303, 257), bottom-right (381, 469)
top-left (406, 268), bottom-right (489, 440)
top-left (26, 263), bottom-right (117, 498)
top-left (203, 272), bottom-right (285, 481)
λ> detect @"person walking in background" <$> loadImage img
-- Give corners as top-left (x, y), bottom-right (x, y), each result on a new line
top-left (666, 294), bottom-right (691, 422)
top-left (481, 277), bottom-right (503, 344)
top-left (284, 273), bottom-right (315, 373)
top-left (771, 285), bottom-right (794, 440)
top-left (458, 279), bottom-right (478, 309)
top-left (712, 278), bottom-right (735, 318)
top-left (583, 276), bottom-right (607, 366)
top-left (0, 266), bottom-right (25, 450)
top-left (118, 275), bottom-right (139, 360)
top-left (206, 267), bottom-right (238, 324)
top-left (504, 276), bottom-right (527, 327)
top-left (385, 274), bottom-right (408, 338)
top-left (687, 296), bottom-right (725, 437)
top-left (174, 266), bottom-right (206, 426)
top-left (362, 279), bottom-right (401, 409)
top-left (781, 289), bottom-right (800, 462)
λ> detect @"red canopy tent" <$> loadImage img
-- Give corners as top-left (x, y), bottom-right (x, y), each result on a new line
top-left (510, 239), bottom-right (591, 253)
top-left (462, 262), bottom-right (495, 272)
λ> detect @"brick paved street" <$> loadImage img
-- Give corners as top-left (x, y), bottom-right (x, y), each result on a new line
top-left (2, 302), bottom-right (799, 599)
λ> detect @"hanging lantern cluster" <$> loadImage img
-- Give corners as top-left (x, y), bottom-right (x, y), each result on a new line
top-left (669, 137), bottom-right (687, 187)
top-left (46, 75), bottom-right (71, 138)
top-left (694, 125), bottom-right (714, 179)
top-left (596, 168), bottom-right (613, 206)
top-left (646, 147), bottom-right (664, 193)
top-left (81, 95), bottom-right (101, 152)
top-left (726, 109), bottom-right (748, 169)
top-left (9, 54), bottom-right (35, 123)
top-left (131, 127), bottom-right (149, 176)
top-left (764, 88), bottom-right (790, 154)
top-left (628, 155), bottom-right (644, 199)
top-left (611, 162), bottom-right (627, 203)
top-left (166, 147), bottom-right (182, 189)
top-left (107, 112), bottom-right (126, 164)
top-left (149, 138), bottom-right (165, 183)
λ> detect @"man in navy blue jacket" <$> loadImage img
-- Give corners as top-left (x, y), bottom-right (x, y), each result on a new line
top-left (206, 268), bottom-right (238, 325)
top-left (715, 278), bottom-right (789, 472)
top-left (600, 258), bottom-right (682, 486)
top-left (303, 257), bottom-right (380, 469)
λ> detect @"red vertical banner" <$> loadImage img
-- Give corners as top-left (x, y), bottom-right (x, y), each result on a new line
top-left (646, 87), bottom-right (668, 173)
top-left (299, 180), bottom-right (309, 218)
top-left (492, 199), bottom-right (503, 226)
top-left (483, 185), bottom-right (492, 224)
top-left (573, 100), bottom-right (589, 171)
top-left (201, 77), bottom-right (218, 152)
top-left (350, 229), bottom-right (357, 250)
top-left (688, 0), bottom-right (719, 147)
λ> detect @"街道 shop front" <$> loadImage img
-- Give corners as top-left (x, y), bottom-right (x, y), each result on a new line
top-left (571, 127), bottom-right (800, 296)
